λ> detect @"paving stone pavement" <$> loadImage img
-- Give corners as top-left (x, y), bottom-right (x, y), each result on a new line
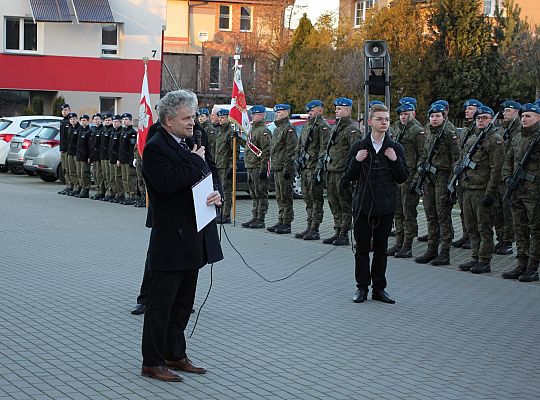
top-left (0, 173), bottom-right (539, 400)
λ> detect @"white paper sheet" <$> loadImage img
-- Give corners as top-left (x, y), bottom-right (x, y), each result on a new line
top-left (192, 173), bottom-right (217, 232)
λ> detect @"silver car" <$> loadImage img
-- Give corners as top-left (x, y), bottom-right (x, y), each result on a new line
top-left (34, 144), bottom-right (63, 183)
top-left (6, 125), bottom-right (43, 174)
top-left (23, 123), bottom-right (61, 181)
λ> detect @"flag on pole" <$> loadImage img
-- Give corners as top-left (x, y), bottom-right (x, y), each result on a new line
top-left (137, 61), bottom-right (153, 156)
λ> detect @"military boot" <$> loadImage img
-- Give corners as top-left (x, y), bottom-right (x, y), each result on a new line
top-left (267, 222), bottom-right (282, 233)
top-left (241, 218), bottom-right (256, 228)
top-left (295, 228), bottom-right (310, 239)
top-left (518, 261), bottom-right (539, 282)
top-left (452, 237), bottom-right (468, 248)
top-left (249, 219), bottom-right (265, 229)
top-left (417, 234), bottom-right (428, 243)
top-left (394, 243), bottom-right (413, 258)
top-left (333, 232), bottom-right (350, 246)
top-left (501, 265), bottom-right (526, 279)
top-left (303, 230), bottom-right (320, 240)
top-left (470, 262), bottom-right (491, 274)
top-left (275, 223), bottom-right (291, 234)
top-left (69, 189), bottom-right (80, 197)
top-left (458, 259), bottom-right (478, 271)
top-left (78, 188), bottom-right (89, 198)
top-left (386, 242), bottom-right (403, 257)
top-left (414, 245), bottom-right (438, 264)
top-left (495, 242), bottom-right (513, 255)
top-left (430, 249), bottom-right (450, 266)
top-left (323, 230), bottom-right (340, 245)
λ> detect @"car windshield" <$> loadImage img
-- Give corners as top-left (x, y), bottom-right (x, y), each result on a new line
top-left (16, 126), bottom-right (40, 138)
top-left (35, 127), bottom-right (59, 140)
top-left (0, 119), bottom-right (12, 131)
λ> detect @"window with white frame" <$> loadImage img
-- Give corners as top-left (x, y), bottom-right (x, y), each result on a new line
top-left (240, 6), bottom-right (252, 32)
top-left (483, 0), bottom-right (499, 16)
top-left (354, 0), bottom-right (375, 27)
top-left (101, 23), bottom-right (118, 56)
top-left (5, 17), bottom-right (37, 52)
top-left (219, 5), bottom-right (231, 30)
top-left (210, 56), bottom-right (221, 89)
top-left (100, 97), bottom-right (117, 114)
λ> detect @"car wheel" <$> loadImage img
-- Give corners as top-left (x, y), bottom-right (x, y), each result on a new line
top-left (0, 164), bottom-right (7, 173)
top-left (293, 175), bottom-right (302, 199)
top-left (38, 172), bottom-right (58, 183)
top-left (9, 165), bottom-right (24, 175)
top-left (57, 164), bottom-right (65, 184)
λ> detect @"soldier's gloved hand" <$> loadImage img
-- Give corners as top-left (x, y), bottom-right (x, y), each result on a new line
top-left (505, 176), bottom-right (519, 191)
top-left (259, 170), bottom-right (267, 180)
top-left (453, 163), bottom-right (464, 176)
top-left (283, 169), bottom-right (291, 180)
top-left (409, 180), bottom-right (418, 195)
top-left (226, 168), bottom-right (233, 179)
top-left (481, 194), bottom-right (495, 207)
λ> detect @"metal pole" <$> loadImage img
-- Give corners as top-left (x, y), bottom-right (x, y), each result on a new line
top-left (231, 47), bottom-right (241, 226)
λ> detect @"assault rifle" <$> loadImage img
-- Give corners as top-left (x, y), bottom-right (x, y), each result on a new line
top-left (502, 114), bottom-right (519, 144)
top-left (447, 112), bottom-right (500, 195)
top-left (502, 131), bottom-right (540, 202)
top-left (395, 115), bottom-right (411, 143)
top-left (413, 118), bottom-right (450, 196)
top-left (294, 121), bottom-right (317, 176)
top-left (314, 119), bottom-right (340, 183)
top-left (460, 120), bottom-right (476, 150)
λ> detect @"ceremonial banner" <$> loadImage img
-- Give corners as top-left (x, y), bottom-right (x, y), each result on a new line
top-left (137, 62), bottom-right (153, 156)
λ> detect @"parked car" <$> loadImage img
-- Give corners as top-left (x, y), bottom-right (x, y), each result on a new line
top-left (34, 144), bottom-right (63, 183)
top-left (0, 115), bottom-right (62, 172)
top-left (23, 123), bottom-right (61, 181)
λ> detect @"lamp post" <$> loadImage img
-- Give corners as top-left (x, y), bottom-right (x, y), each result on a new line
top-left (363, 40), bottom-right (390, 135)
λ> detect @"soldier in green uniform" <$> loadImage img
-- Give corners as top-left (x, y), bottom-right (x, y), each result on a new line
top-left (237, 105), bottom-right (272, 229)
top-left (493, 100), bottom-right (522, 255)
top-left (457, 106), bottom-right (505, 274)
top-left (66, 112), bottom-right (80, 196)
top-left (452, 99), bottom-right (483, 249)
top-left (318, 97), bottom-right (358, 246)
top-left (501, 103), bottom-right (540, 282)
top-left (108, 114), bottom-right (125, 203)
top-left (100, 114), bottom-right (114, 201)
top-left (58, 103), bottom-right (73, 195)
top-left (118, 113), bottom-right (139, 205)
top-left (75, 114), bottom-right (92, 198)
top-left (267, 104), bottom-right (298, 234)
top-left (198, 108), bottom-right (217, 159)
top-left (133, 140), bottom-right (146, 208)
top-left (293, 100), bottom-right (330, 240)
top-left (89, 113), bottom-right (105, 200)
top-left (215, 108), bottom-right (235, 224)
top-left (413, 103), bottom-right (460, 265)
top-left (387, 103), bottom-right (425, 258)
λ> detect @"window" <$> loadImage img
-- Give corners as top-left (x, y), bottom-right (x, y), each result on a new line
top-left (5, 17), bottom-right (37, 52)
top-left (209, 57), bottom-right (221, 89)
top-left (240, 6), bottom-right (252, 32)
top-left (227, 56), bottom-right (235, 88)
top-left (483, 0), bottom-right (498, 16)
top-left (219, 5), bottom-right (231, 30)
top-left (100, 97), bottom-right (117, 114)
top-left (354, 0), bottom-right (374, 26)
top-left (101, 23), bottom-right (118, 56)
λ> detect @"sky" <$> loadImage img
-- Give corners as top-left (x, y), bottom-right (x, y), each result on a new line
top-left (289, 0), bottom-right (340, 27)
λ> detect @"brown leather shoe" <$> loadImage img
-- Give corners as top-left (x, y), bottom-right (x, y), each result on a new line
top-left (166, 358), bottom-right (207, 374)
top-left (141, 365), bottom-right (183, 382)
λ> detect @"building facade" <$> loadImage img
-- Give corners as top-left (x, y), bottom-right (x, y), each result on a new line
top-left (0, 0), bottom-right (166, 117)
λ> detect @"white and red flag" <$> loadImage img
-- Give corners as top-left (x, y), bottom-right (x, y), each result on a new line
top-left (137, 62), bottom-right (153, 156)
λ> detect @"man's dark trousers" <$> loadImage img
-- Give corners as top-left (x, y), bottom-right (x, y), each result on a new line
top-left (354, 213), bottom-right (394, 290)
top-left (136, 257), bottom-right (150, 306)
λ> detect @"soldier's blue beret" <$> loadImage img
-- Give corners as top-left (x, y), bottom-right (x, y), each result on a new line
top-left (521, 103), bottom-right (540, 114)
top-left (121, 113), bottom-right (132, 119)
top-left (92, 113), bottom-right (102, 119)
top-left (501, 100), bottom-right (521, 110)
top-left (433, 100), bottom-right (449, 109)
top-left (305, 100), bottom-right (323, 111)
top-left (217, 108), bottom-right (229, 116)
top-left (250, 105), bottom-right (266, 114)
top-left (476, 105), bottom-right (494, 116)
top-left (68, 112), bottom-right (77, 118)
top-left (368, 100), bottom-right (384, 108)
top-left (428, 104), bottom-right (445, 114)
top-left (61, 103), bottom-right (70, 109)
top-left (397, 103), bottom-right (415, 113)
top-left (103, 113), bottom-right (113, 119)
top-left (399, 97), bottom-right (417, 106)
top-left (113, 114), bottom-right (122, 121)
top-left (274, 104), bottom-right (291, 112)
top-left (334, 97), bottom-right (353, 107)
top-left (463, 99), bottom-right (483, 109)
top-left (199, 108), bottom-right (209, 116)
top-left (80, 114), bottom-right (90, 120)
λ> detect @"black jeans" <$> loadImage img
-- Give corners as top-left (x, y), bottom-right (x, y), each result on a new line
top-left (354, 212), bottom-right (394, 291)
top-left (142, 269), bottom-right (199, 366)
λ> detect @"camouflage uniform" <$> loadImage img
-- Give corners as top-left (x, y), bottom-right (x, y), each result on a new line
top-left (389, 119), bottom-right (425, 255)
top-left (134, 142), bottom-right (146, 207)
top-left (118, 124), bottom-right (138, 203)
top-left (294, 115), bottom-right (330, 237)
top-left (322, 116), bottom-right (358, 243)
top-left (201, 119), bottom-right (218, 159)
top-left (242, 120), bottom-right (272, 226)
top-left (460, 126), bottom-right (505, 268)
top-left (414, 123), bottom-right (460, 263)
top-left (214, 123), bottom-right (235, 218)
top-left (99, 124), bottom-right (113, 199)
top-left (494, 119), bottom-right (521, 250)
top-left (89, 123), bottom-right (105, 198)
top-left (501, 121), bottom-right (540, 279)
top-left (269, 118), bottom-right (298, 228)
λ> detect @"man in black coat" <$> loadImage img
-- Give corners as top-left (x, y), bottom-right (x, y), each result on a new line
top-left (344, 104), bottom-right (408, 304)
top-left (140, 90), bottom-right (223, 382)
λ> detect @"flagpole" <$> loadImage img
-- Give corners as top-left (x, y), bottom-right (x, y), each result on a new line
top-left (231, 45), bottom-right (241, 226)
